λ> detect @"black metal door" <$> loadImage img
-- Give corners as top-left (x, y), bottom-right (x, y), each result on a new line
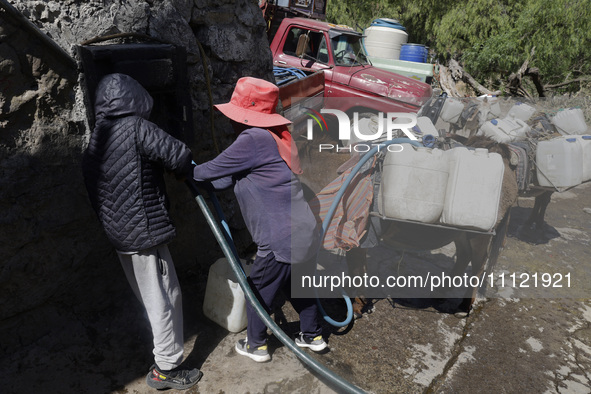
top-left (77, 43), bottom-right (193, 143)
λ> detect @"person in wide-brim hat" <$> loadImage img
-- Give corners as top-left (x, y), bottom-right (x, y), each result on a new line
top-left (193, 76), bottom-right (326, 363)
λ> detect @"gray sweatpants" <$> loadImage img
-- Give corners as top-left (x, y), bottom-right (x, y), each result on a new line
top-left (118, 245), bottom-right (184, 371)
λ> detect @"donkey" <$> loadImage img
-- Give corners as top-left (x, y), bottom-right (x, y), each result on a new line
top-left (300, 135), bottom-right (519, 317)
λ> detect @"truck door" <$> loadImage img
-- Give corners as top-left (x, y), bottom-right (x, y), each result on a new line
top-left (273, 26), bottom-right (333, 83)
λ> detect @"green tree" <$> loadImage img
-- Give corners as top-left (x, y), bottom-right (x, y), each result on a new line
top-left (443, 0), bottom-right (591, 91)
top-left (326, 0), bottom-right (591, 94)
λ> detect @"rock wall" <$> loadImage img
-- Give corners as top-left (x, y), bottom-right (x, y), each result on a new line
top-left (0, 0), bottom-right (273, 350)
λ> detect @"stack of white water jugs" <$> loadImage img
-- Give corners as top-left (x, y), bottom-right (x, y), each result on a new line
top-left (379, 144), bottom-right (504, 231)
top-left (478, 102), bottom-right (534, 143)
top-left (536, 107), bottom-right (590, 188)
top-left (536, 135), bottom-right (591, 188)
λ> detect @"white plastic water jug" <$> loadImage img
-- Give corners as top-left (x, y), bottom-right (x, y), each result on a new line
top-left (415, 116), bottom-right (438, 136)
top-left (478, 115), bottom-right (531, 143)
top-left (439, 98), bottom-right (464, 124)
top-left (441, 147), bottom-right (504, 231)
top-left (477, 95), bottom-right (502, 121)
top-left (576, 135), bottom-right (591, 181)
top-left (379, 144), bottom-right (449, 223)
top-left (536, 136), bottom-right (584, 188)
top-left (508, 102), bottom-right (536, 122)
top-left (551, 108), bottom-right (588, 135)
top-left (203, 257), bottom-right (252, 333)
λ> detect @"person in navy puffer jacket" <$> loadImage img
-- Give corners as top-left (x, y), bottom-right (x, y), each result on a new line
top-left (82, 73), bottom-right (202, 390)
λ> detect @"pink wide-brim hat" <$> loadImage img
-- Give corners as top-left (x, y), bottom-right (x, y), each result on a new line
top-left (214, 77), bottom-right (292, 128)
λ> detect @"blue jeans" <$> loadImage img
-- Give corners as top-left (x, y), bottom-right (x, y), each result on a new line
top-left (246, 252), bottom-right (321, 347)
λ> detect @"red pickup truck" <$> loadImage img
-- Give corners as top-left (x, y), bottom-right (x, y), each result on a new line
top-left (269, 17), bottom-right (433, 116)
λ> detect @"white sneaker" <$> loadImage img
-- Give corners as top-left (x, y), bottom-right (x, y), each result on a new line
top-left (235, 338), bottom-right (271, 362)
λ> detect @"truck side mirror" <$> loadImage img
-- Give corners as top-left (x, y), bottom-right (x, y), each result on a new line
top-left (295, 34), bottom-right (310, 58)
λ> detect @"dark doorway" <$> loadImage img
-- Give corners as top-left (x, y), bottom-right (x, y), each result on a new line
top-left (76, 43), bottom-right (193, 143)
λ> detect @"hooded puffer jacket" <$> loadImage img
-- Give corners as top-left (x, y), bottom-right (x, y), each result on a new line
top-left (82, 73), bottom-right (193, 252)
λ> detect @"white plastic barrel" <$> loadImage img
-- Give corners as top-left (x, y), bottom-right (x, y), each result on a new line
top-left (478, 116), bottom-right (531, 143)
top-left (379, 144), bottom-right (449, 223)
top-left (508, 102), bottom-right (536, 122)
top-left (536, 136), bottom-right (584, 188)
top-left (363, 19), bottom-right (408, 60)
top-left (576, 135), bottom-right (591, 181)
top-left (441, 147), bottom-right (504, 231)
top-left (551, 108), bottom-right (588, 135)
top-left (203, 257), bottom-right (252, 333)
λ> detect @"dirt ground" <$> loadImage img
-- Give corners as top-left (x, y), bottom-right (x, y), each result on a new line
top-left (3, 182), bottom-right (591, 393)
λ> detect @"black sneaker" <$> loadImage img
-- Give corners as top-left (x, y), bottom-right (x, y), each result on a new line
top-left (146, 364), bottom-right (203, 390)
top-left (235, 338), bottom-right (271, 362)
top-left (295, 332), bottom-right (328, 352)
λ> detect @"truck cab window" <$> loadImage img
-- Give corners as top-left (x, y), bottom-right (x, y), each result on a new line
top-left (330, 33), bottom-right (368, 66)
top-left (283, 28), bottom-right (326, 63)
top-left (316, 37), bottom-right (328, 63)
top-left (283, 28), bottom-right (302, 56)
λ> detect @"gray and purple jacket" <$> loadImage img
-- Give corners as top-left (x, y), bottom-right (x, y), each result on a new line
top-left (193, 128), bottom-right (319, 264)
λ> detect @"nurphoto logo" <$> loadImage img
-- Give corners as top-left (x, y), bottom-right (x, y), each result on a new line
top-left (305, 110), bottom-right (418, 153)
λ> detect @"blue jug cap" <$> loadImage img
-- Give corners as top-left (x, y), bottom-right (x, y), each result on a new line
top-left (422, 134), bottom-right (436, 148)
top-left (491, 119), bottom-right (498, 125)
top-left (566, 138), bottom-right (576, 142)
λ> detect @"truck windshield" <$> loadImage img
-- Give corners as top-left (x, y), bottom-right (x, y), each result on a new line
top-left (330, 32), bottom-right (369, 67)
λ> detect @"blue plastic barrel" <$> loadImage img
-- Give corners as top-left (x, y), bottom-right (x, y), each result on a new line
top-left (400, 44), bottom-right (428, 63)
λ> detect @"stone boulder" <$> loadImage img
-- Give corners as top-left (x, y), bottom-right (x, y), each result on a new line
top-left (0, 0), bottom-right (273, 351)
